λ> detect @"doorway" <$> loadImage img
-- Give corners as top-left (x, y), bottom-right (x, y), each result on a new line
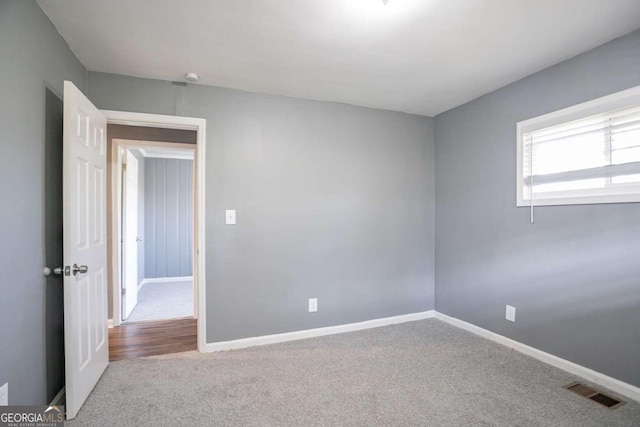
top-left (104, 111), bottom-right (207, 357)
top-left (118, 143), bottom-right (196, 324)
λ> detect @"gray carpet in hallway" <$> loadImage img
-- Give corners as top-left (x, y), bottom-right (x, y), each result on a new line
top-left (125, 281), bottom-right (193, 323)
top-left (68, 319), bottom-right (640, 426)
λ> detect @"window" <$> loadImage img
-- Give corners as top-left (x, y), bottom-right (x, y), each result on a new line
top-left (517, 86), bottom-right (640, 207)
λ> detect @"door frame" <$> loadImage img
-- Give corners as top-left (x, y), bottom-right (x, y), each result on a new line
top-left (104, 110), bottom-right (207, 353)
top-left (120, 148), bottom-right (139, 321)
top-left (113, 140), bottom-right (197, 323)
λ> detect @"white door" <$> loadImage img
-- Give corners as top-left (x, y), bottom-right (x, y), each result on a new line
top-left (63, 81), bottom-right (108, 420)
top-left (122, 150), bottom-right (139, 319)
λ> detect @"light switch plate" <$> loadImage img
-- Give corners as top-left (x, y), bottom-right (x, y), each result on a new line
top-left (0, 383), bottom-right (8, 406)
top-left (225, 210), bottom-right (236, 225)
top-left (505, 305), bottom-right (516, 322)
top-left (308, 298), bottom-right (318, 313)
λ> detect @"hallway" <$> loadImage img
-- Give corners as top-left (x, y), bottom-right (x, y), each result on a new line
top-left (126, 280), bottom-right (194, 323)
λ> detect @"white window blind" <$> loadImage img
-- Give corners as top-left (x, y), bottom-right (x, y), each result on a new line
top-left (517, 86), bottom-right (640, 208)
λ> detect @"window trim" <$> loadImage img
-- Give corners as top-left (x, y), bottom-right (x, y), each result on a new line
top-left (516, 85), bottom-right (640, 207)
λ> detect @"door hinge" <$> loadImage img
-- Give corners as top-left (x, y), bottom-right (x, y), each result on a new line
top-left (122, 163), bottom-right (127, 171)
top-left (121, 288), bottom-right (126, 296)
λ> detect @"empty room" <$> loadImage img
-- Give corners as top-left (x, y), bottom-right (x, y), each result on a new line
top-left (0, 0), bottom-right (639, 426)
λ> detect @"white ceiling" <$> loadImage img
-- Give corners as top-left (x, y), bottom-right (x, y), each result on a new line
top-left (38, 0), bottom-right (640, 116)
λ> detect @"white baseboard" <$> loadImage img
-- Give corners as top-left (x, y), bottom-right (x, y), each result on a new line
top-left (200, 308), bottom-right (639, 403)
top-left (434, 311), bottom-right (640, 403)
top-left (138, 276), bottom-right (193, 291)
top-left (205, 310), bottom-right (435, 353)
top-left (107, 319), bottom-right (114, 329)
top-left (49, 387), bottom-right (65, 407)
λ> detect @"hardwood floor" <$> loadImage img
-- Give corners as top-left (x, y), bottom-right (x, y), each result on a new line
top-left (109, 317), bottom-right (197, 361)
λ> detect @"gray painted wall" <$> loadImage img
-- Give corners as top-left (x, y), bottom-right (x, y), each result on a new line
top-left (88, 72), bottom-right (436, 343)
top-left (0, 0), bottom-right (87, 405)
top-left (434, 30), bottom-right (640, 387)
top-left (3, 0), bottom-right (638, 405)
top-left (144, 158), bottom-right (194, 278)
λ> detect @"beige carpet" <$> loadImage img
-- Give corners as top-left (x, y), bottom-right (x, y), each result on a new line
top-left (67, 319), bottom-right (640, 426)
top-left (125, 281), bottom-right (193, 323)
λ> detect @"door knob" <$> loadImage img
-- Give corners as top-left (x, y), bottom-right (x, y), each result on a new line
top-left (72, 264), bottom-right (88, 275)
top-left (43, 267), bottom-right (64, 277)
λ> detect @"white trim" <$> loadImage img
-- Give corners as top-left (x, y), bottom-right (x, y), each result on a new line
top-left (138, 276), bottom-right (194, 291)
top-left (516, 121), bottom-right (526, 206)
top-left (103, 110), bottom-right (207, 352)
top-left (518, 85), bottom-right (640, 134)
top-left (49, 387), bottom-right (65, 407)
top-left (102, 110), bottom-right (203, 130)
top-left (139, 276), bottom-right (194, 285)
top-left (200, 308), bottom-right (640, 403)
top-left (516, 192), bottom-right (640, 207)
top-left (116, 139), bottom-right (196, 153)
top-left (516, 84), bottom-right (640, 207)
top-left (138, 147), bottom-right (194, 160)
top-left (107, 319), bottom-right (114, 329)
top-left (110, 144), bottom-right (123, 327)
top-left (204, 311), bottom-right (435, 352)
top-left (434, 312), bottom-right (640, 403)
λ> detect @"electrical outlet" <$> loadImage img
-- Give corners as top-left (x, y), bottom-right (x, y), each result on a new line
top-left (505, 305), bottom-right (516, 322)
top-left (0, 383), bottom-right (8, 406)
top-left (308, 298), bottom-right (318, 313)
